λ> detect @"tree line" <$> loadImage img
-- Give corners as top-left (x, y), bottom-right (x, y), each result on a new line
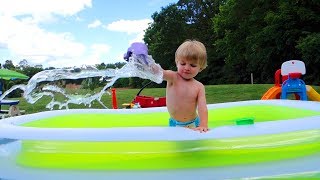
top-left (2, 0), bottom-right (319, 90)
top-left (144, 0), bottom-right (320, 86)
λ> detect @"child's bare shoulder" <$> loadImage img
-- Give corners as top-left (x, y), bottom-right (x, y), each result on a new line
top-left (193, 79), bottom-right (204, 86)
top-left (163, 70), bottom-right (177, 81)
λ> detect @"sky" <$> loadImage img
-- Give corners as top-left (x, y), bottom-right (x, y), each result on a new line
top-left (0, 0), bottom-right (177, 68)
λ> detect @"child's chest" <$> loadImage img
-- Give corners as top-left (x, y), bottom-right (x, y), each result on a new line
top-left (170, 81), bottom-right (199, 99)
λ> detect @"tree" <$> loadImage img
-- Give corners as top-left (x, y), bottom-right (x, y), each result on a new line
top-left (213, 0), bottom-right (261, 83)
top-left (144, 0), bottom-right (224, 84)
top-left (246, 0), bottom-right (320, 84)
top-left (144, 3), bottom-right (188, 71)
top-left (3, 60), bottom-right (15, 69)
top-left (213, 0), bottom-right (320, 84)
top-left (18, 59), bottom-right (29, 69)
top-left (297, 33), bottom-right (320, 84)
top-left (21, 66), bottom-right (43, 78)
top-left (177, 0), bottom-right (225, 84)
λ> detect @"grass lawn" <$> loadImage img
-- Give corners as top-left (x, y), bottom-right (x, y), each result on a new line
top-left (3, 84), bottom-right (320, 114)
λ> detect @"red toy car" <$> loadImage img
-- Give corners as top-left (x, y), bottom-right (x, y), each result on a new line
top-left (132, 82), bottom-right (166, 108)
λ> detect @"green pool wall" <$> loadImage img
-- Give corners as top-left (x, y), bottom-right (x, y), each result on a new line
top-left (17, 104), bottom-right (320, 170)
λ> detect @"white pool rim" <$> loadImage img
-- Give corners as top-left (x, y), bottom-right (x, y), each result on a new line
top-left (1, 100), bottom-right (320, 142)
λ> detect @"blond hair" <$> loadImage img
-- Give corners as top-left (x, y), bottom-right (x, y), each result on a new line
top-left (175, 40), bottom-right (207, 71)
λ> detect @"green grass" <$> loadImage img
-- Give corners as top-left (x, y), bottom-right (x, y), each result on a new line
top-left (4, 84), bottom-right (320, 114)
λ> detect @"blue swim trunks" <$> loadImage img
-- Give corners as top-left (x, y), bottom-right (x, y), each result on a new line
top-left (169, 117), bottom-right (200, 128)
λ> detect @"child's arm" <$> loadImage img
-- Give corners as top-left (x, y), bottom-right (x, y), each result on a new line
top-left (163, 70), bottom-right (176, 82)
top-left (194, 84), bottom-right (209, 132)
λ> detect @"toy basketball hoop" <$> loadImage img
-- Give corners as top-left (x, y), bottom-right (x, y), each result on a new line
top-left (281, 60), bottom-right (306, 76)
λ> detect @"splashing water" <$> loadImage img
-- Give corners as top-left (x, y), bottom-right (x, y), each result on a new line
top-left (0, 55), bottom-right (163, 110)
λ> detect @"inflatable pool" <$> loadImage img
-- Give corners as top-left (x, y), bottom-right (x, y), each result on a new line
top-left (0, 100), bottom-right (320, 179)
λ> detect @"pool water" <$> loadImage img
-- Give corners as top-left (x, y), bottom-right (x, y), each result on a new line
top-left (1, 100), bottom-right (320, 179)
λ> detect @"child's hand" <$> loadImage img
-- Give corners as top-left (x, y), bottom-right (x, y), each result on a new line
top-left (193, 126), bottom-right (209, 133)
